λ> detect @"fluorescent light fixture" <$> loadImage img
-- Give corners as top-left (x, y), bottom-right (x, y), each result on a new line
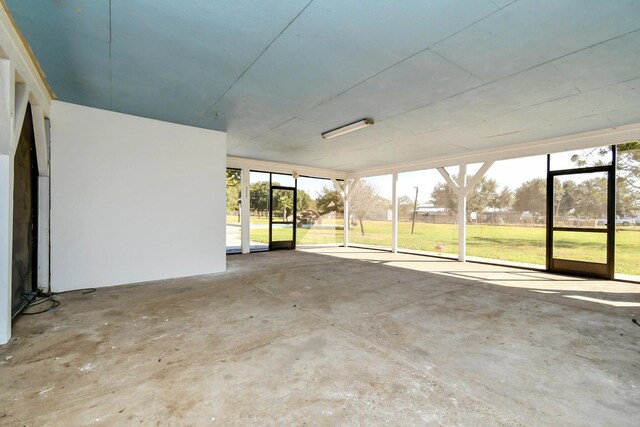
top-left (322, 118), bottom-right (374, 139)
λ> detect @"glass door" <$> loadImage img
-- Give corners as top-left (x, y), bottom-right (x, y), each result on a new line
top-left (269, 185), bottom-right (297, 250)
top-left (547, 147), bottom-right (615, 279)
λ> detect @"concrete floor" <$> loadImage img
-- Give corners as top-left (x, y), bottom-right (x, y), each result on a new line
top-left (1, 248), bottom-right (639, 425)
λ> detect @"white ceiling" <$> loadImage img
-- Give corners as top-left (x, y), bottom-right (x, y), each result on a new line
top-left (7, 0), bottom-right (640, 172)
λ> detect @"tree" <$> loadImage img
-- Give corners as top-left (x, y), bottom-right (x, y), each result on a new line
top-left (226, 169), bottom-right (241, 216)
top-left (513, 178), bottom-right (546, 213)
top-left (315, 186), bottom-right (343, 216)
top-left (431, 182), bottom-right (457, 212)
top-left (568, 141), bottom-right (640, 215)
top-left (431, 175), bottom-right (504, 214)
top-left (250, 181), bottom-right (269, 217)
top-left (272, 188), bottom-right (293, 220)
top-left (467, 177), bottom-right (499, 213)
top-left (616, 141), bottom-right (640, 215)
top-left (398, 195), bottom-right (414, 219)
top-left (553, 178), bottom-right (578, 217)
top-left (573, 177), bottom-right (607, 218)
top-left (495, 186), bottom-right (514, 210)
top-left (350, 181), bottom-right (386, 235)
top-left (297, 189), bottom-right (315, 211)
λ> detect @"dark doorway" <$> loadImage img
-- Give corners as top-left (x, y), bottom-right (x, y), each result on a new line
top-left (12, 104), bottom-right (38, 316)
top-left (269, 185), bottom-right (297, 250)
top-left (546, 146), bottom-right (615, 279)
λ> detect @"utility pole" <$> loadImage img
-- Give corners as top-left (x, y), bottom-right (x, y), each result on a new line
top-left (411, 186), bottom-right (419, 234)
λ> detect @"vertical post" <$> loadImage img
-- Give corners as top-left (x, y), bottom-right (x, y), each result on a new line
top-left (292, 178), bottom-right (297, 250)
top-left (607, 145), bottom-right (616, 279)
top-left (545, 154), bottom-right (553, 271)
top-left (391, 173), bottom-right (398, 253)
top-left (343, 180), bottom-right (349, 248)
top-left (240, 168), bottom-right (250, 254)
top-left (458, 164), bottom-right (467, 262)
top-left (0, 155), bottom-right (12, 344)
top-left (37, 176), bottom-right (50, 292)
top-left (31, 106), bottom-right (49, 176)
top-left (411, 186), bottom-right (418, 234)
top-left (0, 58), bottom-right (15, 345)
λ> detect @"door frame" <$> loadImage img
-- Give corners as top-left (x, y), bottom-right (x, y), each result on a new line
top-left (546, 146), bottom-right (616, 279)
top-left (268, 183), bottom-right (297, 250)
top-left (12, 103), bottom-right (38, 317)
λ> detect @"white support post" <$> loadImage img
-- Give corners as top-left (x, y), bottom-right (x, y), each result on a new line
top-left (240, 168), bottom-right (250, 254)
top-left (333, 178), bottom-right (361, 248)
top-left (0, 58), bottom-right (13, 156)
top-left (343, 181), bottom-right (350, 247)
top-left (0, 155), bottom-right (11, 345)
top-left (391, 173), bottom-right (398, 253)
top-left (458, 164), bottom-right (467, 262)
top-left (438, 162), bottom-right (494, 263)
top-left (0, 58), bottom-right (15, 345)
top-left (37, 176), bottom-right (50, 292)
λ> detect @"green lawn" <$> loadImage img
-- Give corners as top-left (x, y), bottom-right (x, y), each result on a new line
top-left (230, 217), bottom-right (640, 276)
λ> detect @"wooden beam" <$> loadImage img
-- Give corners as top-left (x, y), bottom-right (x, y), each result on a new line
top-left (331, 178), bottom-right (345, 199)
top-left (0, 58), bottom-right (12, 155)
top-left (461, 161), bottom-right (494, 197)
top-left (345, 178), bottom-right (360, 202)
top-left (227, 156), bottom-right (347, 181)
top-left (12, 82), bottom-right (28, 148)
top-left (0, 2), bottom-right (52, 115)
top-left (437, 167), bottom-right (460, 196)
top-left (31, 105), bottom-right (48, 176)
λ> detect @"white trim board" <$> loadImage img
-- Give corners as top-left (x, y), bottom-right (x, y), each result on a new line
top-left (227, 156), bottom-right (347, 180)
top-left (347, 122), bottom-right (640, 179)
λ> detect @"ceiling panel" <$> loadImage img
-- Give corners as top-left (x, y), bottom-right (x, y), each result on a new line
top-left (607, 108), bottom-right (640, 128)
top-left (5, 0), bottom-right (640, 173)
top-left (431, 0), bottom-right (640, 83)
top-left (552, 31), bottom-right (640, 93)
top-left (383, 64), bottom-right (579, 136)
top-left (109, 0), bottom-right (310, 125)
top-left (7, 0), bottom-right (110, 41)
top-left (455, 114), bottom-right (617, 153)
top-left (7, 2), bottom-right (111, 108)
top-left (199, 0), bottom-right (499, 136)
top-left (298, 49), bottom-right (482, 128)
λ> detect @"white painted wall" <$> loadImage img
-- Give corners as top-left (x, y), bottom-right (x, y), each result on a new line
top-left (50, 102), bottom-right (226, 291)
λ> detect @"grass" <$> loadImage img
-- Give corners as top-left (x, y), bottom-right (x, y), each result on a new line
top-left (229, 216), bottom-right (640, 276)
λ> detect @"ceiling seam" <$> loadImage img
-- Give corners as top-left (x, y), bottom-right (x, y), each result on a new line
top-left (428, 49), bottom-right (483, 82)
top-left (377, 27), bottom-right (640, 129)
top-left (196, 0), bottom-right (315, 124)
top-left (246, 3), bottom-right (506, 142)
top-left (491, 0), bottom-right (520, 10)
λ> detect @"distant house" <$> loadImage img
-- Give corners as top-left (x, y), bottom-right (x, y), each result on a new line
top-left (414, 203), bottom-right (448, 215)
